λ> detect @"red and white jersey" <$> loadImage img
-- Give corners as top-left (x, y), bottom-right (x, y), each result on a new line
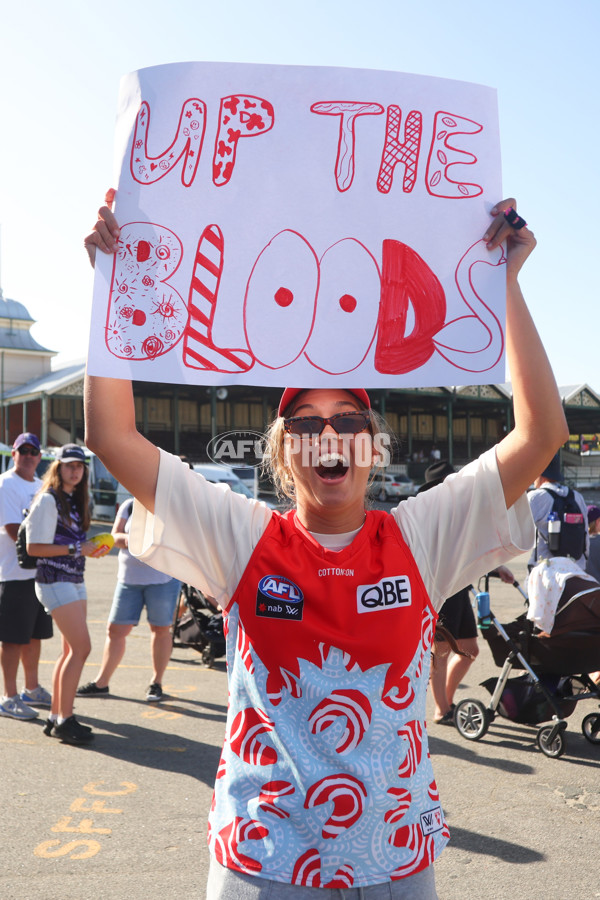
top-left (208, 509), bottom-right (448, 887)
top-left (131, 447), bottom-right (535, 887)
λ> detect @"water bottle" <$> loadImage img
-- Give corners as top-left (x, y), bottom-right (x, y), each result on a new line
top-left (547, 511), bottom-right (561, 553)
top-left (476, 591), bottom-right (491, 630)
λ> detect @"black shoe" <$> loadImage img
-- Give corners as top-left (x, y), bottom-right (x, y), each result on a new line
top-left (146, 682), bottom-right (163, 702)
top-left (72, 718), bottom-right (93, 733)
top-left (76, 681), bottom-right (109, 696)
top-left (44, 716), bottom-right (92, 737)
top-left (54, 716), bottom-right (94, 745)
top-left (434, 704), bottom-right (456, 726)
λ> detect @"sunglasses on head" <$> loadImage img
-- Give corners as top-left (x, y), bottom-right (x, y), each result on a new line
top-left (17, 447), bottom-right (40, 456)
top-left (283, 410), bottom-right (371, 438)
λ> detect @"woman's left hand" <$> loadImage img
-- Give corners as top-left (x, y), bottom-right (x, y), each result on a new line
top-left (483, 198), bottom-right (536, 281)
top-left (84, 188), bottom-right (119, 267)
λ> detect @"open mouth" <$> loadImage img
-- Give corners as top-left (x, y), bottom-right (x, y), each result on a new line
top-left (316, 452), bottom-right (349, 481)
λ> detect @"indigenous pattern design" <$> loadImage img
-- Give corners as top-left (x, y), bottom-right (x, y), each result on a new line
top-left (207, 511), bottom-right (449, 887)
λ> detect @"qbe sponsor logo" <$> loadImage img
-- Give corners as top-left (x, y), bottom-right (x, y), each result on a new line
top-left (256, 575), bottom-right (304, 621)
top-left (419, 806), bottom-right (444, 836)
top-left (356, 576), bottom-right (411, 613)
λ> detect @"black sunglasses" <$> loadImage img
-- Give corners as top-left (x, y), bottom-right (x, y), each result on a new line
top-left (17, 447), bottom-right (40, 456)
top-left (283, 410), bottom-right (371, 437)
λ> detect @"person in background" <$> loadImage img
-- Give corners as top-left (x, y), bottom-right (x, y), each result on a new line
top-left (527, 452), bottom-right (588, 569)
top-left (25, 445), bottom-right (101, 745)
top-left (0, 433), bottom-right (53, 721)
top-left (419, 462), bottom-right (517, 724)
top-left (416, 462), bottom-right (479, 724)
top-left (585, 505), bottom-right (600, 583)
top-left (585, 506), bottom-right (600, 685)
top-left (77, 496), bottom-right (180, 703)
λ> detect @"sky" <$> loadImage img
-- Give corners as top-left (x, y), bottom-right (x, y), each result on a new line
top-left (0, 0), bottom-right (598, 388)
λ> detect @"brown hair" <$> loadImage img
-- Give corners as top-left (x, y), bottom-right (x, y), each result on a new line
top-left (37, 459), bottom-right (91, 532)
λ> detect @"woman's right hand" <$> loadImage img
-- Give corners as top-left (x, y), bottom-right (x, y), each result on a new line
top-left (482, 198), bottom-right (537, 282)
top-left (81, 540), bottom-right (102, 558)
top-left (84, 188), bottom-right (120, 267)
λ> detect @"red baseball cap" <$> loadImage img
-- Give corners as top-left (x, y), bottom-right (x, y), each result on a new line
top-left (278, 388), bottom-right (371, 418)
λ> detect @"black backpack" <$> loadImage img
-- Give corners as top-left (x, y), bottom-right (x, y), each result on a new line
top-left (16, 493), bottom-right (61, 570)
top-left (541, 487), bottom-right (587, 560)
top-left (16, 510), bottom-right (37, 569)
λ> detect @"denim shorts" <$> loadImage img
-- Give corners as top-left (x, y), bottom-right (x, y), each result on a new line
top-left (36, 580), bottom-right (87, 613)
top-left (108, 579), bottom-right (180, 627)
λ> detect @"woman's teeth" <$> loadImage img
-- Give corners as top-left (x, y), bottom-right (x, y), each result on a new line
top-left (317, 452), bottom-right (348, 478)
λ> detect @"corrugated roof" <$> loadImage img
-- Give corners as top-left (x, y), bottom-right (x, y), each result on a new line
top-left (2, 361), bottom-right (85, 402)
top-left (0, 326), bottom-right (54, 353)
top-left (559, 384), bottom-right (594, 403)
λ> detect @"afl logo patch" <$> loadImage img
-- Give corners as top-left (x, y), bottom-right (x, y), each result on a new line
top-left (256, 575), bottom-right (304, 621)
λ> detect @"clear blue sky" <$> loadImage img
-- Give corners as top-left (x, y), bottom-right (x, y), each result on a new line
top-left (0, 0), bottom-right (597, 387)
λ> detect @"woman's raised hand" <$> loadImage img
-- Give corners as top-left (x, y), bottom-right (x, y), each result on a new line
top-left (483, 197), bottom-right (536, 281)
top-left (83, 188), bottom-right (120, 267)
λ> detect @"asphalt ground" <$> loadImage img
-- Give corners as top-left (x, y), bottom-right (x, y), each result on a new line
top-left (2, 518), bottom-right (600, 900)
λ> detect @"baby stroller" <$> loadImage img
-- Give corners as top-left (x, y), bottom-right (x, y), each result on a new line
top-left (454, 570), bottom-right (600, 758)
top-left (172, 583), bottom-right (225, 668)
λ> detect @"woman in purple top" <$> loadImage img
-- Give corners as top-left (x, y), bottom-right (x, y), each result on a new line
top-left (26, 444), bottom-right (100, 744)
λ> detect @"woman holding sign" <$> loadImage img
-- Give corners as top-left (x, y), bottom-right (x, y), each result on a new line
top-left (84, 195), bottom-right (566, 898)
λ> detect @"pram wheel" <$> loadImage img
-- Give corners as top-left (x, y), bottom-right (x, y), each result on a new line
top-left (454, 699), bottom-right (490, 741)
top-left (581, 713), bottom-right (600, 745)
top-left (535, 724), bottom-right (566, 758)
top-left (202, 645), bottom-right (216, 668)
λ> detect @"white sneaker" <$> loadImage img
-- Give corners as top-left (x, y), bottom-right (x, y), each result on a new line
top-left (20, 685), bottom-right (52, 708)
top-left (0, 695), bottom-right (39, 720)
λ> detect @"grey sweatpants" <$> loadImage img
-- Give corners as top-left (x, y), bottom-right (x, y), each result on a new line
top-left (206, 858), bottom-right (439, 900)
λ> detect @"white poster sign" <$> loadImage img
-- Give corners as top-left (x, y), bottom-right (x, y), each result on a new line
top-left (88, 61), bottom-right (504, 388)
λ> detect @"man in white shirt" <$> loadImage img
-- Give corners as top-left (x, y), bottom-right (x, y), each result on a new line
top-left (0, 433), bottom-right (53, 720)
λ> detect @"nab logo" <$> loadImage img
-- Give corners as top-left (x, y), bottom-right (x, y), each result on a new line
top-left (356, 575), bottom-right (411, 614)
top-left (256, 575), bottom-right (304, 621)
top-left (419, 806), bottom-right (444, 836)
